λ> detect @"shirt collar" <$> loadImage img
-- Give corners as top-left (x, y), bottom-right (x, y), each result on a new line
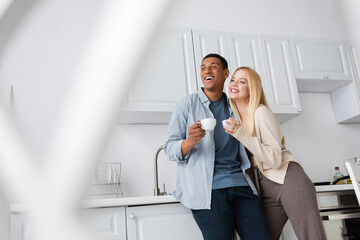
top-left (197, 87), bottom-right (234, 115)
top-left (198, 88), bottom-right (210, 103)
top-left (198, 87), bottom-right (228, 103)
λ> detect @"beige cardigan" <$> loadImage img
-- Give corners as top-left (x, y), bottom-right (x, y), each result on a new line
top-left (231, 105), bottom-right (298, 184)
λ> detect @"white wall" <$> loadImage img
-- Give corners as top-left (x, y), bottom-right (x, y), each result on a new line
top-left (332, 0), bottom-right (360, 42)
top-left (164, 0), bottom-right (342, 39)
top-left (1, 0), bottom-right (360, 239)
top-left (282, 93), bottom-right (360, 181)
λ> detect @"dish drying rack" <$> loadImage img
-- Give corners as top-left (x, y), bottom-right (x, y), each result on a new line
top-left (88, 162), bottom-right (123, 198)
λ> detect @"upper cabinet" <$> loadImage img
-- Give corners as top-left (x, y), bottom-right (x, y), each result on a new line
top-left (192, 30), bottom-right (301, 123)
top-left (227, 32), bottom-right (265, 91)
top-left (290, 38), bottom-right (352, 92)
top-left (119, 27), bottom-right (358, 124)
top-left (192, 29), bottom-right (231, 89)
top-left (259, 35), bottom-right (302, 123)
top-left (192, 30), bottom-right (265, 93)
top-left (119, 27), bottom-right (197, 123)
top-left (331, 41), bottom-right (360, 123)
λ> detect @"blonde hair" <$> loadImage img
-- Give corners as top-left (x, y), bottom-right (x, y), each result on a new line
top-left (229, 66), bottom-right (285, 145)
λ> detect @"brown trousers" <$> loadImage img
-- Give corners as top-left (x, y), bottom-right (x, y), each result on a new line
top-left (256, 162), bottom-right (326, 240)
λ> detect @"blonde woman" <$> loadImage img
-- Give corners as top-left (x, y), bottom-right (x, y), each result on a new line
top-left (223, 66), bottom-right (326, 240)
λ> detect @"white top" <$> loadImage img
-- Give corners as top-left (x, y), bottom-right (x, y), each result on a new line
top-left (315, 184), bottom-right (354, 192)
top-left (10, 195), bottom-right (178, 213)
top-left (10, 184), bottom-right (355, 213)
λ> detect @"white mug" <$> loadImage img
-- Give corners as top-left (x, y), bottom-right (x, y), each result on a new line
top-left (222, 119), bottom-right (233, 129)
top-left (200, 118), bottom-right (216, 130)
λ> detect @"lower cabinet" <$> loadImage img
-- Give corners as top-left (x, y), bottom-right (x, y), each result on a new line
top-left (126, 203), bottom-right (202, 240)
top-left (10, 203), bottom-right (202, 240)
top-left (10, 207), bottom-right (127, 240)
top-left (10, 203), bottom-right (297, 239)
top-left (82, 207), bottom-right (127, 240)
top-left (10, 213), bottom-right (31, 240)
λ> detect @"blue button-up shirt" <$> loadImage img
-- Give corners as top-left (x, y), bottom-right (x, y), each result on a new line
top-left (164, 89), bottom-right (258, 210)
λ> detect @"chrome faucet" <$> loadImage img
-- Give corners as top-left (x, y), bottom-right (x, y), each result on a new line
top-left (154, 146), bottom-right (168, 196)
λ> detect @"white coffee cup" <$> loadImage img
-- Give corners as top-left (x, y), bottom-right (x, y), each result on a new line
top-left (200, 118), bottom-right (216, 130)
top-left (222, 119), bottom-right (233, 129)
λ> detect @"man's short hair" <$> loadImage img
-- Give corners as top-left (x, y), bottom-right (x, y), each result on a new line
top-left (203, 53), bottom-right (228, 70)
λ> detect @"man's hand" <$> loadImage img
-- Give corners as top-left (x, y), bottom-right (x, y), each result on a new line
top-left (181, 121), bottom-right (205, 157)
top-left (188, 121), bottom-right (205, 146)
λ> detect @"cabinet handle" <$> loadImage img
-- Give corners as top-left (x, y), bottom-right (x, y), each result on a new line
top-left (323, 74), bottom-right (328, 79)
top-left (322, 212), bottom-right (360, 221)
top-left (128, 213), bottom-right (135, 219)
top-left (5, 85), bottom-right (13, 109)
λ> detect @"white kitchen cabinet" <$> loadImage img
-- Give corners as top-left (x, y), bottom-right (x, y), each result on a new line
top-left (126, 203), bottom-right (202, 240)
top-left (119, 27), bottom-right (197, 123)
top-left (11, 207), bottom-right (127, 240)
top-left (82, 207), bottom-right (127, 240)
top-left (331, 41), bottom-right (360, 123)
top-left (192, 29), bottom-right (232, 89)
top-left (228, 33), bottom-right (301, 123)
top-left (192, 30), bottom-right (301, 123)
top-left (194, 31), bottom-right (265, 92)
top-left (290, 37), bottom-right (352, 92)
top-left (10, 213), bottom-right (31, 240)
top-left (259, 35), bottom-right (302, 123)
top-left (227, 32), bottom-right (265, 93)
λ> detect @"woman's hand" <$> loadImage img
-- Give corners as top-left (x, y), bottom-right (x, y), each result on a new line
top-left (223, 117), bottom-right (240, 134)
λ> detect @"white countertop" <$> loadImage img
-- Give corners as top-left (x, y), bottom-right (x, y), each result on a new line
top-left (83, 195), bottom-right (179, 209)
top-left (315, 183), bottom-right (354, 192)
top-left (10, 195), bottom-right (179, 213)
top-left (10, 184), bottom-right (355, 213)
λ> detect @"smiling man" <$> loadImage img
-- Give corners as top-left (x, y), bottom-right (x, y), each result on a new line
top-left (164, 53), bottom-right (270, 240)
top-left (200, 56), bottom-right (228, 100)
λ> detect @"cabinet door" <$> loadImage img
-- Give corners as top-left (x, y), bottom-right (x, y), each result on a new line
top-left (127, 203), bottom-right (202, 240)
top-left (192, 29), bottom-right (231, 90)
top-left (119, 27), bottom-right (197, 123)
top-left (83, 207), bottom-right (126, 240)
top-left (227, 32), bottom-right (265, 94)
top-left (11, 208), bottom-right (127, 240)
top-left (10, 213), bottom-right (31, 240)
top-left (331, 41), bottom-right (360, 123)
top-left (259, 35), bottom-right (301, 123)
top-left (290, 38), bottom-right (352, 92)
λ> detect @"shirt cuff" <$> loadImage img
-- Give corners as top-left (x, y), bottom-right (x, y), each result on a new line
top-left (173, 140), bottom-right (190, 162)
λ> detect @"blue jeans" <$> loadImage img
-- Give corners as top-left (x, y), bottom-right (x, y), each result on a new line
top-left (191, 187), bottom-right (271, 240)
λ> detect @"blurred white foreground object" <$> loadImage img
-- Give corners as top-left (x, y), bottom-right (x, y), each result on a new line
top-left (0, 0), bottom-right (12, 17)
top-left (0, 103), bottom-right (37, 203)
top-left (345, 157), bottom-right (360, 205)
top-left (0, 0), bottom-right (170, 240)
top-left (0, 0), bottom-right (38, 205)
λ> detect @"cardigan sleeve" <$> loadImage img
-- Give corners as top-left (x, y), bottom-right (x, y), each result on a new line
top-left (231, 106), bottom-right (284, 169)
